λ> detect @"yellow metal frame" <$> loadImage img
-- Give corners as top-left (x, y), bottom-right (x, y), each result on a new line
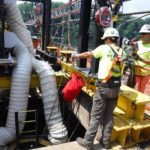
top-left (61, 61), bottom-right (97, 95)
top-left (0, 72), bottom-right (66, 89)
top-left (61, 62), bottom-right (150, 148)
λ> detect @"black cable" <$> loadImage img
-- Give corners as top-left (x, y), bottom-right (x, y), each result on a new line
top-left (41, 74), bottom-right (65, 135)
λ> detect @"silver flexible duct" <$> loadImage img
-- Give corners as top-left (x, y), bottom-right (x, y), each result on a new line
top-left (0, 38), bottom-right (32, 146)
top-left (5, 3), bottom-right (35, 55)
top-left (0, 2), bottom-right (32, 147)
top-left (4, 2), bottom-right (68, 145)
top-left (32, 58), bottom-right (68, 144)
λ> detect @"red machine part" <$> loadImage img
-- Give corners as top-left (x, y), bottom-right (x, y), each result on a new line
top-left (95, 6), bottom-right (112, 27)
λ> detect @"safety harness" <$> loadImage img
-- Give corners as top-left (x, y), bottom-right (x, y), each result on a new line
top-left (102, 45), bottom-right (124, 83)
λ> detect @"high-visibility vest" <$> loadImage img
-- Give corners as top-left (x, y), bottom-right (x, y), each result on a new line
top-left (102, 45), bottom-right (124, 83)
top-left (134, 41), bottom-right (150, 76)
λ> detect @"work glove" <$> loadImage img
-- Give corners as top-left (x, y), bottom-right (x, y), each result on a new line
top-left (71, 51), bottom-right (79, 58)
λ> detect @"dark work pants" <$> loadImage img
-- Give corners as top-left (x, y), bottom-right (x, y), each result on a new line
top-left (84, 86), bottom-right (120, 146)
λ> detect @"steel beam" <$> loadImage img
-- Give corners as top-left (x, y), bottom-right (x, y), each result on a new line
top-left (90, 0), bottom-right (106, 74)
top-left (77, 0), bottom-right (92, 68)
top-left (120, 10), bottom-right (150, 16)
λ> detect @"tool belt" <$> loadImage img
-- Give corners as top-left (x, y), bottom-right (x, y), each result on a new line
top-left (97, 77), bottom-right (121, 88)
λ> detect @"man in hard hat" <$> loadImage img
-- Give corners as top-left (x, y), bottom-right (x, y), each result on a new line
top-left (73, 27), bottom-right (125, 150)
top-left (133, 24), bottom-right (150, 93)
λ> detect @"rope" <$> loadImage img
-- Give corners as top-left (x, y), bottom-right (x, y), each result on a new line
top-left (50, 23), bottom-right (62, 45)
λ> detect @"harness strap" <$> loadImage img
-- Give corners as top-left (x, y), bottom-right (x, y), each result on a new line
top-left (102, 45), bottom-right (123, 83)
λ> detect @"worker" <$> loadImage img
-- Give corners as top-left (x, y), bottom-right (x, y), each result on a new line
top-left (133, 24), bottom-right (150, 93)
top-left (72, 27), bottom-right (125, 150)
top-left (34, 19), bottom-right (41, 35)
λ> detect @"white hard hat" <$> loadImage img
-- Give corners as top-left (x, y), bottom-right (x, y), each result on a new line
top-left (101, 28), bottom-right (119, 40)
top-left (139, 24), bottom-right (150, 33)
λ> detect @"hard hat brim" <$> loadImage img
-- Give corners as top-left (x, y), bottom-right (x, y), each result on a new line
top-left (101, 36), bottom-right (119, 40)
top-left (139, 31), bottom-right (150, 33)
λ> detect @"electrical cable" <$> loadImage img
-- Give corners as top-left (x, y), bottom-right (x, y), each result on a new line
top-left (67, 97), bottom-right (81, 141)
top-left (126, 14), bottom-right (150, 23)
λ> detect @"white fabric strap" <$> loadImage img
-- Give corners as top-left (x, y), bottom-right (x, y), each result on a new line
top-left (4, 31), bottom-right (18, 48)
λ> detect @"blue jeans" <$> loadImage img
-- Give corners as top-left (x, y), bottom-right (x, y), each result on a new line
top-left (84, 86), bottom-right (120, 146)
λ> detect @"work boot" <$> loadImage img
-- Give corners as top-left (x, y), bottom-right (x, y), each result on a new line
top-left (76, 137), bottom-right (93, 150)
top-left (100, 141), bottom-right (111, 149)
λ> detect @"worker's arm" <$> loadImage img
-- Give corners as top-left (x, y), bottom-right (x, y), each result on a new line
top-left (134, 54), bottom-right (150, 64)
top-left (76, 51), bottom-right (94, 59)
top-left (141, 58), bottom-right (150, 64)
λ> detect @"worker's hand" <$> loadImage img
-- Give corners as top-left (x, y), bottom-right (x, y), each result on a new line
top-left (70, 51), bottom-right (79, 63)
top-left (134, 54), bottom-right (142, 61)
top-left (117, 55), bottom-right (123, 61)
top-left (71, 51), bottom-right (79, 59)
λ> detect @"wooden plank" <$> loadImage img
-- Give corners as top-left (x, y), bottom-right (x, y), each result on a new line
top-left (32, 141), bottom-right (104, 150)
top-left (46, 46), bottom-right (60, 51)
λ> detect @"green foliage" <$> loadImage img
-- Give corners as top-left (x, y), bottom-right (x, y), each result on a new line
top-left (17, 1), bottom-right (150, 49)
top-left (52, 2), bottom-right (64, 9)
top-left (18, 2), bottom-right (34, 22)
top-left (18, 2), bottom-right (64, 22)
top-left (117, 15), bottom-right (149, 40)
